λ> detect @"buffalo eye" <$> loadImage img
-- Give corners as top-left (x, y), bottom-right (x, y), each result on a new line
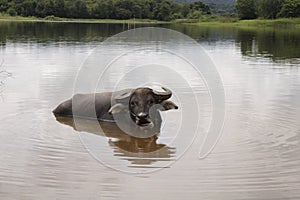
top-left (130, 101), bottom-right (137, 106)
top-left (147, 100), bottom-right (154, 105)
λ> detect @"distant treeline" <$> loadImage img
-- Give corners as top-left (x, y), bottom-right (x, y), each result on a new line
top-left (173, 0), bottom-right (236, 16)
top-left (236, 0), bottom-right (300, 19)
top-left (0, 0), bottom-right (211, 21)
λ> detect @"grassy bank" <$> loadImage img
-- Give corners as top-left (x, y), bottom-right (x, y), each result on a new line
top-left (1, 14), bottom-right (299, 28)
top-left (0, 14), bottom-right (167, 24)
top-left (188, 17), bottom-right (300, 28)
top-left (236, 18), bottom-right (300, 28)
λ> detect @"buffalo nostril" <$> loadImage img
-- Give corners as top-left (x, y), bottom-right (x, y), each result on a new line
top-left (137, 112), bottom-right (148, 119)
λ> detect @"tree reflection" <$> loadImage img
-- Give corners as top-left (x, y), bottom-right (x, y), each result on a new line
top-left (1, 21), bottom-right (299, 62)
top-left (236, 27), bottom-right (300, 61)
top-left (0, 21), bottom-right (153, 45)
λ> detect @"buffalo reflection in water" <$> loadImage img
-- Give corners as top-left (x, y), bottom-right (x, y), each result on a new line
top-left (54, 115), bottom-right (176, 166)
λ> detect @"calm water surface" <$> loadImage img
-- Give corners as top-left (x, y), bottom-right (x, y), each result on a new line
top-left (0, 21), bottom-right (300, 199)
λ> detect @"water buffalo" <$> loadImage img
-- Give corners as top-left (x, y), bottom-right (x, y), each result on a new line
top-left (53, 87), bottom-right (178, 129)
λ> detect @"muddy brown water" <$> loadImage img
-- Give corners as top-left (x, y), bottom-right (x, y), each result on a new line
top-left (0, 22), bottom-right (300, 199)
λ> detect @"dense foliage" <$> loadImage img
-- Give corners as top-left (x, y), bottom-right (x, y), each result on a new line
top-left (235, 0), bottom-right (257, 19)
top-left (236, 0), bottom-right (300, 19)
top-left (0, 0), bottom-right (211, 21)
top-left (278, 0), bottom-right (300, 18)
top-left (173, 0), bottom-right (236, 15)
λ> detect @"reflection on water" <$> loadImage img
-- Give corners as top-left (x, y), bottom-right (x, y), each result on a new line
top-left (235, 27), bottom-right (300, 62)
top-left (0, 21), bottom-right (155, 45)
top-left (0, 21), bottom-right (300, 199)
top-left (1, 21), bottom-right (300, 63)
top-left (54, 116), bottom-right (176, 167)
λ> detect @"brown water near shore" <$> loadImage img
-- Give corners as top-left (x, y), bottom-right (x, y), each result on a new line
top-left (0, 22), bottom-right (300, 199)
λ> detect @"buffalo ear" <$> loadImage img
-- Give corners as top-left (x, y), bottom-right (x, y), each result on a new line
top-left (108, 103), bottom-right (127, 115)
top-left (159, 100), bottom-right (178, 111)
top-left (114, 89), bottom-right (132, 103)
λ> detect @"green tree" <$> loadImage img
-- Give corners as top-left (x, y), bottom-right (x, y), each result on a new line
top-left (140, 0), bottom-right (152, 19)
top-left (112, 0), bottom-right (133, 19)
top-left (0, 0), bottom-right (9, 13)
top-left (181, 4), bottom-right (190, 17)
top-left (65, 0), bottom-right (88, 18)
top-left (53, 0), bottom-right (65, 17)
top-left (115, 8), bottom-right (131, 19)
top-left (21, 0), bottom-right (37, 16)
top-left (0, 0), bottom-right (214, 21)
top-left (258, 0), bottom-right (283, 19)
top-left (35, 1), bottom-right (46, 17)
top-left (278, 0), bottom-right (300, 18)
top-left (187, 10), bottom-right (202, 19)
top-left (7, 7), bottom-right (17, 16)
top-left (91, 0), bottom-right (113, 19)
top-left (44, 0), bottom-right (55, 16)
top-left (154, 0), bottom-right (172, 21)
top-left (190, 1), bottom-right (211, 14)
top-left (74, 0), bottom-right (88, 18)
top-left (132, 3), bottom-right (142, 18)
top-left (236, 0), bottom-right (257, 19)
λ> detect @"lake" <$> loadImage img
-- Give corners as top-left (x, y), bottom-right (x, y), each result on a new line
top-left (0, 21), bottom-right (300, 199)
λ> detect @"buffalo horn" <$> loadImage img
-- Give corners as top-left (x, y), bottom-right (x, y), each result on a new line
top-left (153, 87), bottom-right (172, 101)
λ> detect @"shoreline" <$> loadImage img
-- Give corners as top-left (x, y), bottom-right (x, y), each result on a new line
top-left (1, 15), bottom-right (299, 28)
top-left (0, 16), bottom-right (168, 24)
top-left (192, 18), bottom-right (300, 28)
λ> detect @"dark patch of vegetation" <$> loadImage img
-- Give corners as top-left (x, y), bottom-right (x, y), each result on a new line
top-left (0, 0), bottom-right (212, 21)
top-left (236, 0), bottom-right (300, 20)
top-left (172, 0), bottom-right (236, 16)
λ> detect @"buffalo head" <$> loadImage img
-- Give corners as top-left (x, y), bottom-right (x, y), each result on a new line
top-left (109, 87), bottom-right (178, 127)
